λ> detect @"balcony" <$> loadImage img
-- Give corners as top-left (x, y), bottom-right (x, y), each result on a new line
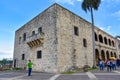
top-left (26, 32), bottom-right (44, 48)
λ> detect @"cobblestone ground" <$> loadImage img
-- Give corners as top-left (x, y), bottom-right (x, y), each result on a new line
top-left (0, 68), bottom-right (120, 80)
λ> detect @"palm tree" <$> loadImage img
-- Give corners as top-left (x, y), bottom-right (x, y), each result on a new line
top-left (81, 0), bottom-right (101, 68)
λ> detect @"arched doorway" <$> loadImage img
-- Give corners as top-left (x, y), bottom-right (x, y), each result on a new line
top-left (106, 51), bottom-right (109, 60)
top-left (95, 32), bottom-right (98, 41)
top-left (111, 52), bottom-right (113, 57)
top-left (101, 50), bottom-right (105, 61)
top-left (95, 49), bottom-right (99, 66)
top-left (114, 52), bottom-right (117, 58)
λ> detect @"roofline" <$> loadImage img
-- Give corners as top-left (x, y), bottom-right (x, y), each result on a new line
top-left (15, 3), bottom-right (116, 39)
top-left (16, 3), bottom-right (58, 32)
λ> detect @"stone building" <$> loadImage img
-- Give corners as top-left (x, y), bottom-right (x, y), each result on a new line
top-left (13, 3), bottom-right (120, 73)
top-left (94, 27), bottom-right (120, 65)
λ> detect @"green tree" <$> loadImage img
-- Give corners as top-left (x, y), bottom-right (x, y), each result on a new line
top-left (81, 0), bottom-right (101, 67)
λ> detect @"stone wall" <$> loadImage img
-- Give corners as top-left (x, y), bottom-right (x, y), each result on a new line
top-left (116, 39), bottom-right (120, 58)
top-left (56, 4), bottom-right (93, 72)
top-left (14, 4), bottom-right (58, 73)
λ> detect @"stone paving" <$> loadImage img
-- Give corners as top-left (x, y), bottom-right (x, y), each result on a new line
top-left (0, 68), bottom-right (120, 80)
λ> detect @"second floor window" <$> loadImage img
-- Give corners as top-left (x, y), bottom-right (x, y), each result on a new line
top-left (23, 33), bottom-right (26, 41)
top-left (38, 27), bottom-right (42, 33)
top-left (32, 31), bottom-right (35, 36)
top-left (83, 38), bottom-right (87, 47)
top-left (74, 26), bottom-right (79, 36)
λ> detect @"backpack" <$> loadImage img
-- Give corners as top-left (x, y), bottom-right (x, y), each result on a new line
top-left (110, 61), bottom-right (113, 66)
top-left (107, 61), bottom-right (110, 65)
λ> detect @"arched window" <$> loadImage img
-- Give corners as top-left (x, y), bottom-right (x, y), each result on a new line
top-left (101, 50), bottom-right (105, 61)
top-left (104, 37), bottom-right (107, 45)
top-left (99, 34), bottom-right (103, 43)
top-left (95, 32), bottom-right (98, 41)
top-left (95, 49), bottom-right (99, 66)
top-left (111, 52), bottom-right (113, 57)
top-left (108, 39), bottom-right (111, 46)
top-left (112, 41), bottom-right (115, 47)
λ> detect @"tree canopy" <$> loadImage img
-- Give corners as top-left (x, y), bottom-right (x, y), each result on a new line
top-left (82, 0), bottom-right (101, 12)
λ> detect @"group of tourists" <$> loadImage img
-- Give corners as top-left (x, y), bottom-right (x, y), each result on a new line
top-left (27, 58), bottom-right (120, 76)
top-left (98, 58), bottom-right (120, 72)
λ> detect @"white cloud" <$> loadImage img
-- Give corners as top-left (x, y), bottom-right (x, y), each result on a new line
top-left (107, 26), bottom-right (111, 31)
top-left (0, 50), bottom-right (13, 54)
top-left (0, 50), bottom-right (13, 60)
top-left (98, 25), bottom-right (111, 31)
top-left (112, 10), bottom-right (120, 20)
top-left (99, 27), bottom-right (105, 30)
top-left (54, 0), bottom-right (74, 5)
top-left (0, 54), bottom-right (13, 60)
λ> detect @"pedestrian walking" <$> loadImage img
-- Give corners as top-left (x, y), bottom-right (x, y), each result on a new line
top-left (112, 60), bottom-right (116, 70)
top-left (107, 60), bottom-right (112, 72)
top-left (98, 59), bottom-right (104, 71)
top-left (116, 58), bottom-right (120, 67)
top-left (28, 60), bottom-right (33, 76)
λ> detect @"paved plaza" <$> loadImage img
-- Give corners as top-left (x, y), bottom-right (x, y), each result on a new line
top-left (0, 68), bottom-right (120, 80)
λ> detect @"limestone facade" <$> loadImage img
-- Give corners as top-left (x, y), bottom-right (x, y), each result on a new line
top-left (13, 3), bottom-right (120, 73)
top-left (94, 27), bottom-right (119, 65)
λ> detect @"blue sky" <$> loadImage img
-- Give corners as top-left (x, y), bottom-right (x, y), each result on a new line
top-left (0, 0), bottom-right (120, 60)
